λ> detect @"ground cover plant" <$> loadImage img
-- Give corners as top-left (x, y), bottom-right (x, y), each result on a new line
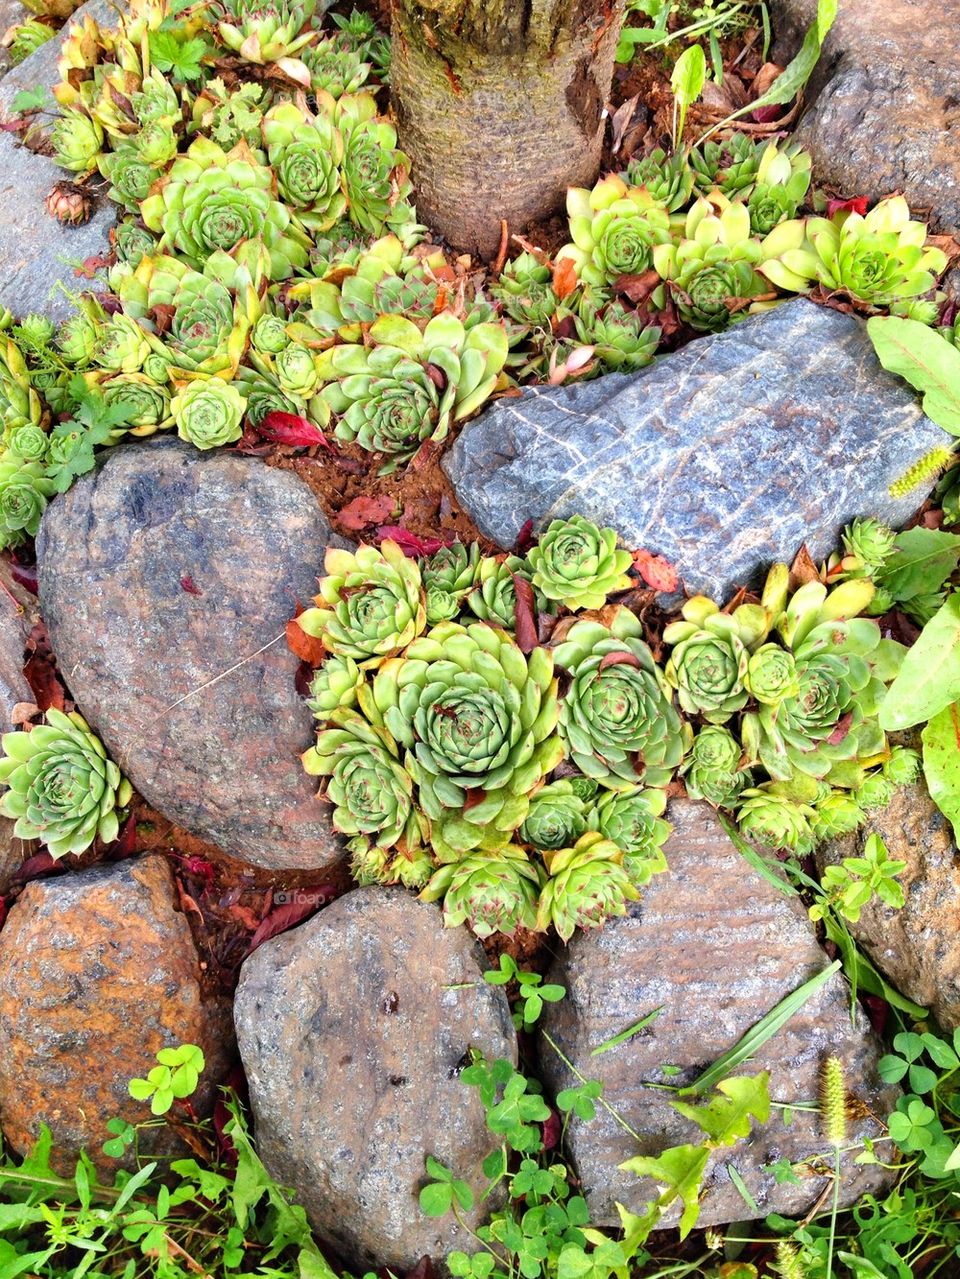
top-left (0, 0), bottom-right (959, 1275)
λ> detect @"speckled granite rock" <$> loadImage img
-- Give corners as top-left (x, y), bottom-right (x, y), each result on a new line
top-left (0, 0), bottom-right (116, 117)
top-left (539, 800), bottom-right (898, 1228)
top-left (819, 782), bottom-right (960, 1029)
top-left (0, 0), bottom-right (118, 321)
top-left (37, 437), bottom-right (350, 871)
top-left (444, 300), bottom-right (944, 600)
top-left (0, 854), bottom-right (234, 1171)
top-left (235, 888), bottom-right (517, 1272)
top-left (769, 0), bottom-right (960, 233)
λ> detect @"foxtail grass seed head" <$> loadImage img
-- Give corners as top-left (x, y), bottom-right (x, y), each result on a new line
top-left (889, 445), bottom-right (953, 498)
top-left (820, 1054), bottom-right (848, 1149)
top-left (774, 1241), bottom-right (808, 1279)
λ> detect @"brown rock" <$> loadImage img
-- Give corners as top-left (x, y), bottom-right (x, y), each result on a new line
top-left (818, 783), bottom-right (960, 1029)
top-left (234, 888), bottom-right (517, 1272)
top-left (770, 0), bottom-right (960, 233)
top-left (539, 800), bottom-right (898, 1228)
top-left (0, 854), bottom-right (234, 1170)
top-left (36, 437), bottom-right (351, 872)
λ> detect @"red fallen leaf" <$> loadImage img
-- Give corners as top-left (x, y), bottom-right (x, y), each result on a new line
top-left (614, 269), bottom-right (661, 305)
top-left (259, 411), bottom-right (335, 451)
top-left (245, 885), bottom-right (338, 956)
top-left (14, 850), bottom-right (59, 882)
top-left (23, 621), bottom-right (66, 713)
top-left (751, 104), bottom-right (784, 124)
top-left (862, 992), bottom-right (889, 1037)
top-left (286, 615), bottom-right (326, 666)
top-left (338, 493), bottom-right (397, 531)
top-left (0, 120), bottom-right (28, 133)
top-left (789, 543), bottom-right (821, 586)
top-left (107, 814), bottom-right (138, 860)
top-left (631, 548), bottom-right (679, 593)
top-left (541, 1108), bottom-right (562, 1151)
top-left (375, 525), bottom-right (454, 557)
top-left (74, 252), bottom-right (113, 280)
top-left (170, 851), bottom-right (216, 894)
top-left (512, 573), bottom-right (538, 654)
top-left (514, 519), bottom-right (535, 555)
top-left (9, 563), bottom-right (37, 594)
top-left (552, 257), bottom-right (579, 301)
top-left (598, 650), bottom-right (642, 671)
top-left (826, 196), bottom-right (869, 217)
top-left (180, 575), bottom-right (203, 596)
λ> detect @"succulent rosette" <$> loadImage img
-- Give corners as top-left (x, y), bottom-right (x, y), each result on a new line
top-left (93, 314), bottom-right (152, 374)
top-left (0, 460), bottom-right (53, 544)
top-left (884, 745), bottom-right (920, 786)
top-left (51, 106), bottom-right (104, 174)
top-left (302, 708), bottom-right (424, 856)
top-left (810, 790), bottom-right (866, 841)
top-left (98, 146), bottom-right (162, 214)
top-left (552, 607), bottom-right (688, 789)
top-left (856, 772), bottom-right (895, 810)
top-left (575, 302), bottom-right (661, 374)
top-left (303, 38), bottom-right (371, 97)
top-left (653, 199), bottom-right (767, 332)
top-left (0, 339), bottom-right (42, 433)
top-left (140, 138), bottom-right (309, 281)
top-left (422, 847), bottom-right (541, 938)
top-left (297, 541), bottom-right (426, 668)
top-left (0, 709), bottom-right (132, 857)
top-left (215, 0), bottom-right (317, 64)
top-left (337, 95), bottom-right (413, 237)
top-left (689, 133), bottom-right (760, 195)
top-left (251, 314), bottom-right (290, 356)
top-left (102, 373), bottom-right (172, 435)
top-left (467, 555), bottom-right (539, 630)
top-left (681, 726), bottom-right (748, 806)
top-left (664, 613), bottom-right (749, 723)
top-left (745, 643), bottom-right (800, 706)
top-left (4, 424), bottom-right (49, 464)
top-left (307, 655), bottom-right (364, 717)
top-left (263, 102), bottom-right (346, 233)
top-left (623, 147), bottom-right (695, 212)
top-left (374, 621), bottom-right (563, 850)
top-left (527, 515), bottom-right (633, 610)
top-left (736, 782), bottom-right (816, 854)
top-left (842, 517), bottom-right (896, 570)
top-left (519, 780), bottom-right (589, 851)
top-left (558, 176), bottom-right (672, 289)
top-left (589, 786), bottom-right (670, 883)
top-left (491, 253), bottom-right (563, 328)
top-left (746, 140), bottom-right (812, 235)
top-left (114, 220), bottom-right (158, 268)
top-left (9, 18), bottom-right (55, 64)
top-left (170, 376), bottom-right (247, 450)
top-left (316, 312), bottom-right (508, 473)
top-left (423, 542), bottom-right (481, 626)
top-left (759, 197), bottom-right (948, 305)
top-left (57, 309), bottom-right (99, 366)
top-left (537, 833), bottom-right (639, 941)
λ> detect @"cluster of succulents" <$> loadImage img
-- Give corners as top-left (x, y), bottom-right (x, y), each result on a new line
top-left (0, 708), bottom-right (131, 857)
top-left (295, 515), bottom-right (909, 941)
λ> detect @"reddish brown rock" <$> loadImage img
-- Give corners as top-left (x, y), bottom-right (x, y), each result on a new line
top-left (819, 783), bottom-right (960, 1029)
top-left (770, 0), bottom-right (960, 233)
top-left (36, 436), bottom-right (350, 871)
top-left (539, 800), bottom-right (898, 1228)
top-left (0, 854), bottom-right (234, 1170)
top-left (235, 888), bottom-right (517, 1272)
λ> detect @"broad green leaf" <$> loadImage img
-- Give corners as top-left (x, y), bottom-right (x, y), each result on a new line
top-left (867, 316), bottom-right (960, 435)
top-left (9, 87), bottom-right (46, 113)
top-left (877, 527), bottom-right (960, 602)
top-left (619, 1144), bottom-right (709, 1238)
top-left (418, 1182), bottom-right (452, 1217)
top-left (880, 595), bottom-right (960, 730)
top-left (670, 43), bottom-right (706, 106)
top-left (681, 961), bottom-right (842, 1094)
top-left (672, 1073), bottom-right (771, 1146)
top-left (922, 704), bottom-right (960, 843)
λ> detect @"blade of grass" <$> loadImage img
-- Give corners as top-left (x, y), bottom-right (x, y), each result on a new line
top-left (718, 813), bottom-right (797, 896)
top-left (591, 1008), bottom-right (663, 1056)
top-left (679, 960), bottom-right (842, 1095)
top-left (727, 1164), bottom-right (760, 1215)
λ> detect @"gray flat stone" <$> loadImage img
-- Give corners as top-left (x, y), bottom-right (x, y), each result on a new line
top-left (770, 0), bottom-right (960, 233)
top-left (0, 0), bottom-right (28, 77)
top-left (0, 133), bottom-right (112, 323)
top-left (443, 299), bottom-right (945, 601)
top-left (37, 437), bottom-right (351, 872)
top-left (0, 0), bottom-right (118, 322)
top-left (235, 888), bottom-right (517, 1272)
top-left (539, 800), bottom-right (898, 1228)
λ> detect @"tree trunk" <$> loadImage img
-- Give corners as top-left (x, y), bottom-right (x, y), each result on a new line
top-left (390, 0), bottom-right (626, 259)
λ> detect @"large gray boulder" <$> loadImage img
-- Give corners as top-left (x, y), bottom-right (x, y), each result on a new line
top-left (443, 300), bottom-right (944, 600)
top-left (770, 0), bottom-right (960, 234)
top-left (37, 437), bottom-right (349, 871)
top-left (539, 800), bottom-right (898, 1228)
top-left (235, 888), bottom-right (517, 1273)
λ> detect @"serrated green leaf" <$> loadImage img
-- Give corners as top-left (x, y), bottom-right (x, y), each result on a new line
top-left (672, 1073), bottom-right (771, 1146)
top-left (619, 1144), bottom-right (709, 1239)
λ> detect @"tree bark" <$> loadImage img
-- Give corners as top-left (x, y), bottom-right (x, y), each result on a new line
top-left (390, 0), bottom-right (626, 259)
